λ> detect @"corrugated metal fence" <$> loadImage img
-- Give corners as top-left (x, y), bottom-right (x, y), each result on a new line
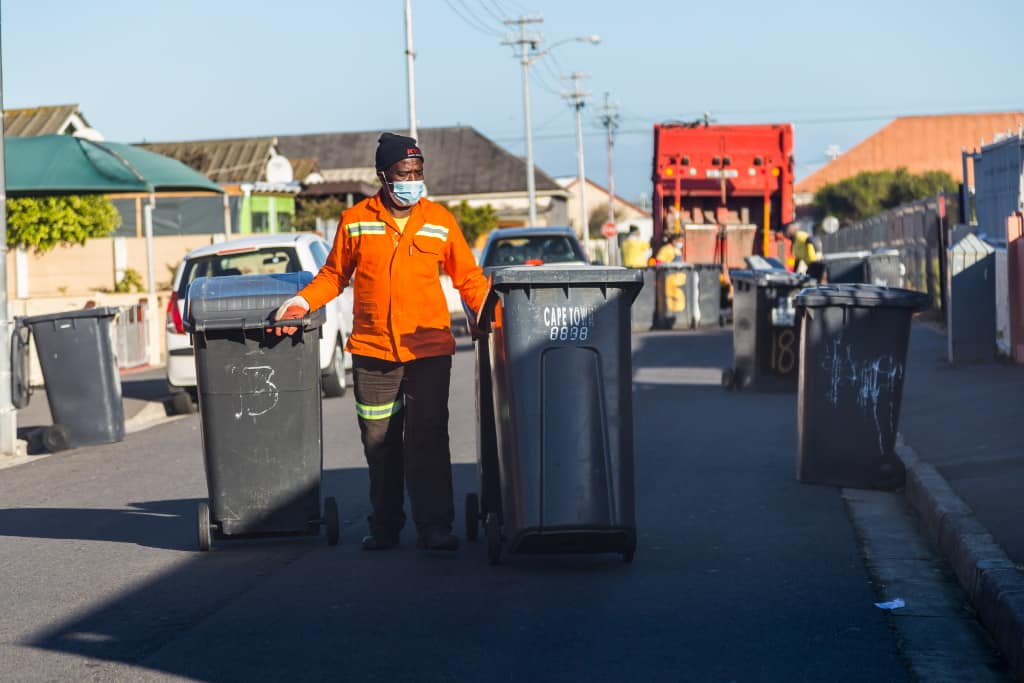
top-left (820, 195), bottom-right (951, 309)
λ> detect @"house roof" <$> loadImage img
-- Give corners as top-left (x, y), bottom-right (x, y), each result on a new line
top-left (556, 176), bottom-right (651, 217)
top-left (276, 126), bottom-right (565, 197)
top-left (289, 157), bottom-right (321, 181)
top-left (4, 104), bottom-right (90, 137)
top-left (796, 112), bottom-right (1024, 194)
top-left (139, 137), bottom-right (276, 182)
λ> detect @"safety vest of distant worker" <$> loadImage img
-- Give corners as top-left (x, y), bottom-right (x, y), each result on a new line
top-left (785, 225), bottom-right (820, 272)
top-left (294, 193), bottom-right (489, 363)
top-left (621, 229), bottom-right (650, 269)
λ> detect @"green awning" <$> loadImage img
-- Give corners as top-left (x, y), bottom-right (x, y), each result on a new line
top-left (4, 135), bottom-right (223, 196)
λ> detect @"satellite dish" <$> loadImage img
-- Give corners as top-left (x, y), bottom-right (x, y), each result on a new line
top-left (265, 154), bottom-right (294, 184)
top-left (822, 216), bottom-right (840, 235)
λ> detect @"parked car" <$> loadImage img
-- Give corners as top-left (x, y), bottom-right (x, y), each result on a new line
top-left (166, 233), bottom-right (352, 414)
top-left (478, 226), bottom-right (589, 270)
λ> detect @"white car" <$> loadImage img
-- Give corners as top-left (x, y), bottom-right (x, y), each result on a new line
top-left (165, 233), bottom-right (352, 414)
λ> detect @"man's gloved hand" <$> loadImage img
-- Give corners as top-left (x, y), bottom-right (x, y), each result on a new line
top-left (268, 296), bottom-right (310, 336)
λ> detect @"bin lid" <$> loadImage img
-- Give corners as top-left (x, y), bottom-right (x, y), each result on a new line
top-left (22, 306), bottom-right (120, 325)
top-left (185, 272), bottom-right (325, 332)
top-left (729, 269), bottom-right (811, 287)
top-left (488, 266), bottom-right (644, 291)
top-left (795, 284), bottom-right (930, 309)
top-left (821, 250), bottom-right (869, 261)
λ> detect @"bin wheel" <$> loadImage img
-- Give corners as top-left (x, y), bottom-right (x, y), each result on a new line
top-left (40, 425), bottom-right (71, 453)
top-left (721, 368), bottom-right (736, 392)
top-left (197, 502), bottom-right (212, 552)
top-left (465, 492), bottom-right (480, 542)
top-left (485, 512), bottom-right (502, 565)
top-left (324, 497), bottom-right (340, 546)
top-left (170, 391), bottom-right (197, 415)
top-left (622, 529), bottom-right (637, 564)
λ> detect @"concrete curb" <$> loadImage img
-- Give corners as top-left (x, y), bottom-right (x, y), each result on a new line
top-left (897, 440), bottom-right (1024, 681)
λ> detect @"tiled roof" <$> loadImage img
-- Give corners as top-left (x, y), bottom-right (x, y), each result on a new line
top-left (4, 104), bottom-right (86, 137)
top-left (276, 126), bottom-right (565, 197)
top-left (796, 112), bottom-right (1024, 193)
top-left (139, 137), bottom-right (275, 182)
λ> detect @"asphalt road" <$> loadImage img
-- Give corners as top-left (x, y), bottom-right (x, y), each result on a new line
top-left (0, 331), bottom-right (912, 682)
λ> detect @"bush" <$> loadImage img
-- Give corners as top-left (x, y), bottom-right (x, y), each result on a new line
top-left (813, 168), bottom-right (957, 224)
top-left (6, 195), bottom-right (121, 253)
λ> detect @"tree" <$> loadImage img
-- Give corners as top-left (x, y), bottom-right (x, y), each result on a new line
top-left (448, 200), bottom-right (498, 245)
top-left (294, 197), bottom-right (345, 232)
top-left (6, 195), bottom-right (121, 253)
top-left (813, 168), bottom-right (957, 223)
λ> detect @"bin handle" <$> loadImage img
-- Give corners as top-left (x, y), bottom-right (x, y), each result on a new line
top-left (476, 289), bottom-right (500, 333)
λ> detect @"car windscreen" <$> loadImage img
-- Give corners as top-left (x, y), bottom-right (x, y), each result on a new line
top-left (177, 247), bottom-right (301, 299)
top-left (484, 235), bottom-right (584, 267)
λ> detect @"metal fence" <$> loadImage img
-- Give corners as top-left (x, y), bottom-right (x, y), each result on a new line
top-left (820, 195), bottom-right (952, 309)
top-left (112, 301), bottom-right (149, 369)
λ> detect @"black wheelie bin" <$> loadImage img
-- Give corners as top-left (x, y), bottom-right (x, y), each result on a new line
top-left (795, 284), bottom-right (929, 489)
top-left (723, 269), bottom-right (812, 392)
top-left (466, 266), bottom-right (643, 565)
top-left (185, 272), bottom-right (339, 551)
top-left (18, 307), bottom-right (125, 452)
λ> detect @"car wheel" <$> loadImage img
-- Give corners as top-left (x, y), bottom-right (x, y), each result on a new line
top-left (322, 340), bottom-right (347, 398)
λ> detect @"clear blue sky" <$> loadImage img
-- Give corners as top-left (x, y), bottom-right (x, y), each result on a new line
top-left (4, 0), bottom-right (1022, 202)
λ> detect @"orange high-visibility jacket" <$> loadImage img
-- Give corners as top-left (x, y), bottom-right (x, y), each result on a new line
top-left (298, 193), bottom-right (489, 363)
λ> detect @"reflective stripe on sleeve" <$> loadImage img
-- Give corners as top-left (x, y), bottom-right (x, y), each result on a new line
top-left (355, 397), bottom-right (404, 420)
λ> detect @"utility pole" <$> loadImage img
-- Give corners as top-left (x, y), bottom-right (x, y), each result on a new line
top-left (598, 92), bottom-right (620, 264)
top-left (562, 72), bottom-right (590, 258)
top-left (502, 16), bottom-right (544, 225)
top-left (0, 15), bottom-right (14, 458)
top-left (404, 0), bottom-right (417, 139)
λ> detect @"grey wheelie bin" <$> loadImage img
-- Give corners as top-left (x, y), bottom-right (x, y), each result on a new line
top-left (723, 269), bottom-right (812, 392)
top-left (795, 284), bottom-right (929, 489)
top-left (630, 267), bottom-right (657, 331)
top-left (653, 263), bottom-right (723, 330)
top-left (185, 272), bottom-right (339, 551)
top-left (19, 307), bottom-right (124, 452)
top-left (465, 266), bottom-right (643, 565)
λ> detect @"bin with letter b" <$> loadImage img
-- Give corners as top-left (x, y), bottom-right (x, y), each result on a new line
top-left (185, 272), bottom-right (339, 550)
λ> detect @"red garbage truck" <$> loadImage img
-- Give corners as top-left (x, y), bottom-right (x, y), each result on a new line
top-left (651, 122), bottom-right (795, 271)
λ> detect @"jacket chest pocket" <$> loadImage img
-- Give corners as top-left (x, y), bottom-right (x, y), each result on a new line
top-left (410, 233), bottom-right (445, 266)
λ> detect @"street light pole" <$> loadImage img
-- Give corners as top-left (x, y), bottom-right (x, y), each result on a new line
top-left (503, 17), bottom-right (543, 225)
top-left (0, 14), bottom-right (14, 458)
top-left (563, 73), bottom-right (590, 258)
top-left (404, 0), bottom-right (417, 139)
top-left (503, 19), bottom-right (599, 227)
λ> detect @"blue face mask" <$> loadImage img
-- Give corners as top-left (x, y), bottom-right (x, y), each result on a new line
top-left (391, 180), bottom-right (426, 206)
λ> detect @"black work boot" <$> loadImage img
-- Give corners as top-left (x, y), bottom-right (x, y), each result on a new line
top-left (417, 527), bottom-right (459, 552)
top-left (361, 531), bottom-right (399, 551)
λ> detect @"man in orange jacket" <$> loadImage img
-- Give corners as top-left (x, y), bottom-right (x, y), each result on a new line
top-left (272, 133), bottom-right (489, 552)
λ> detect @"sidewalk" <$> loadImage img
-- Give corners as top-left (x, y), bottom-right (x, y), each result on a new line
top-left (16, 367), bottom-right (174, 455)
top-left (898, 322), bottom-right (1024, 680)
top-left (900, 323), bottom-right (1024, 565)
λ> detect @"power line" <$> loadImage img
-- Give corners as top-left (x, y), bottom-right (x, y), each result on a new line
top-left (477, 0), bottom-right (505, 23)
top-left (444, 0), bottom-right (501, 37)
top-left (456, 0), bottom-right (501, 33)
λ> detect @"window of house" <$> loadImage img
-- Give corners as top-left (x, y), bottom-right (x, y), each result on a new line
top-left (251, 211), bottom-right (270, 233)
top-left (277, 212), bottom-right (293, 231)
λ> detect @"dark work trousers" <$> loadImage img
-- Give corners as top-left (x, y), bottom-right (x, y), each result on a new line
top-left (351, 354), bottom-right (454, 538)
